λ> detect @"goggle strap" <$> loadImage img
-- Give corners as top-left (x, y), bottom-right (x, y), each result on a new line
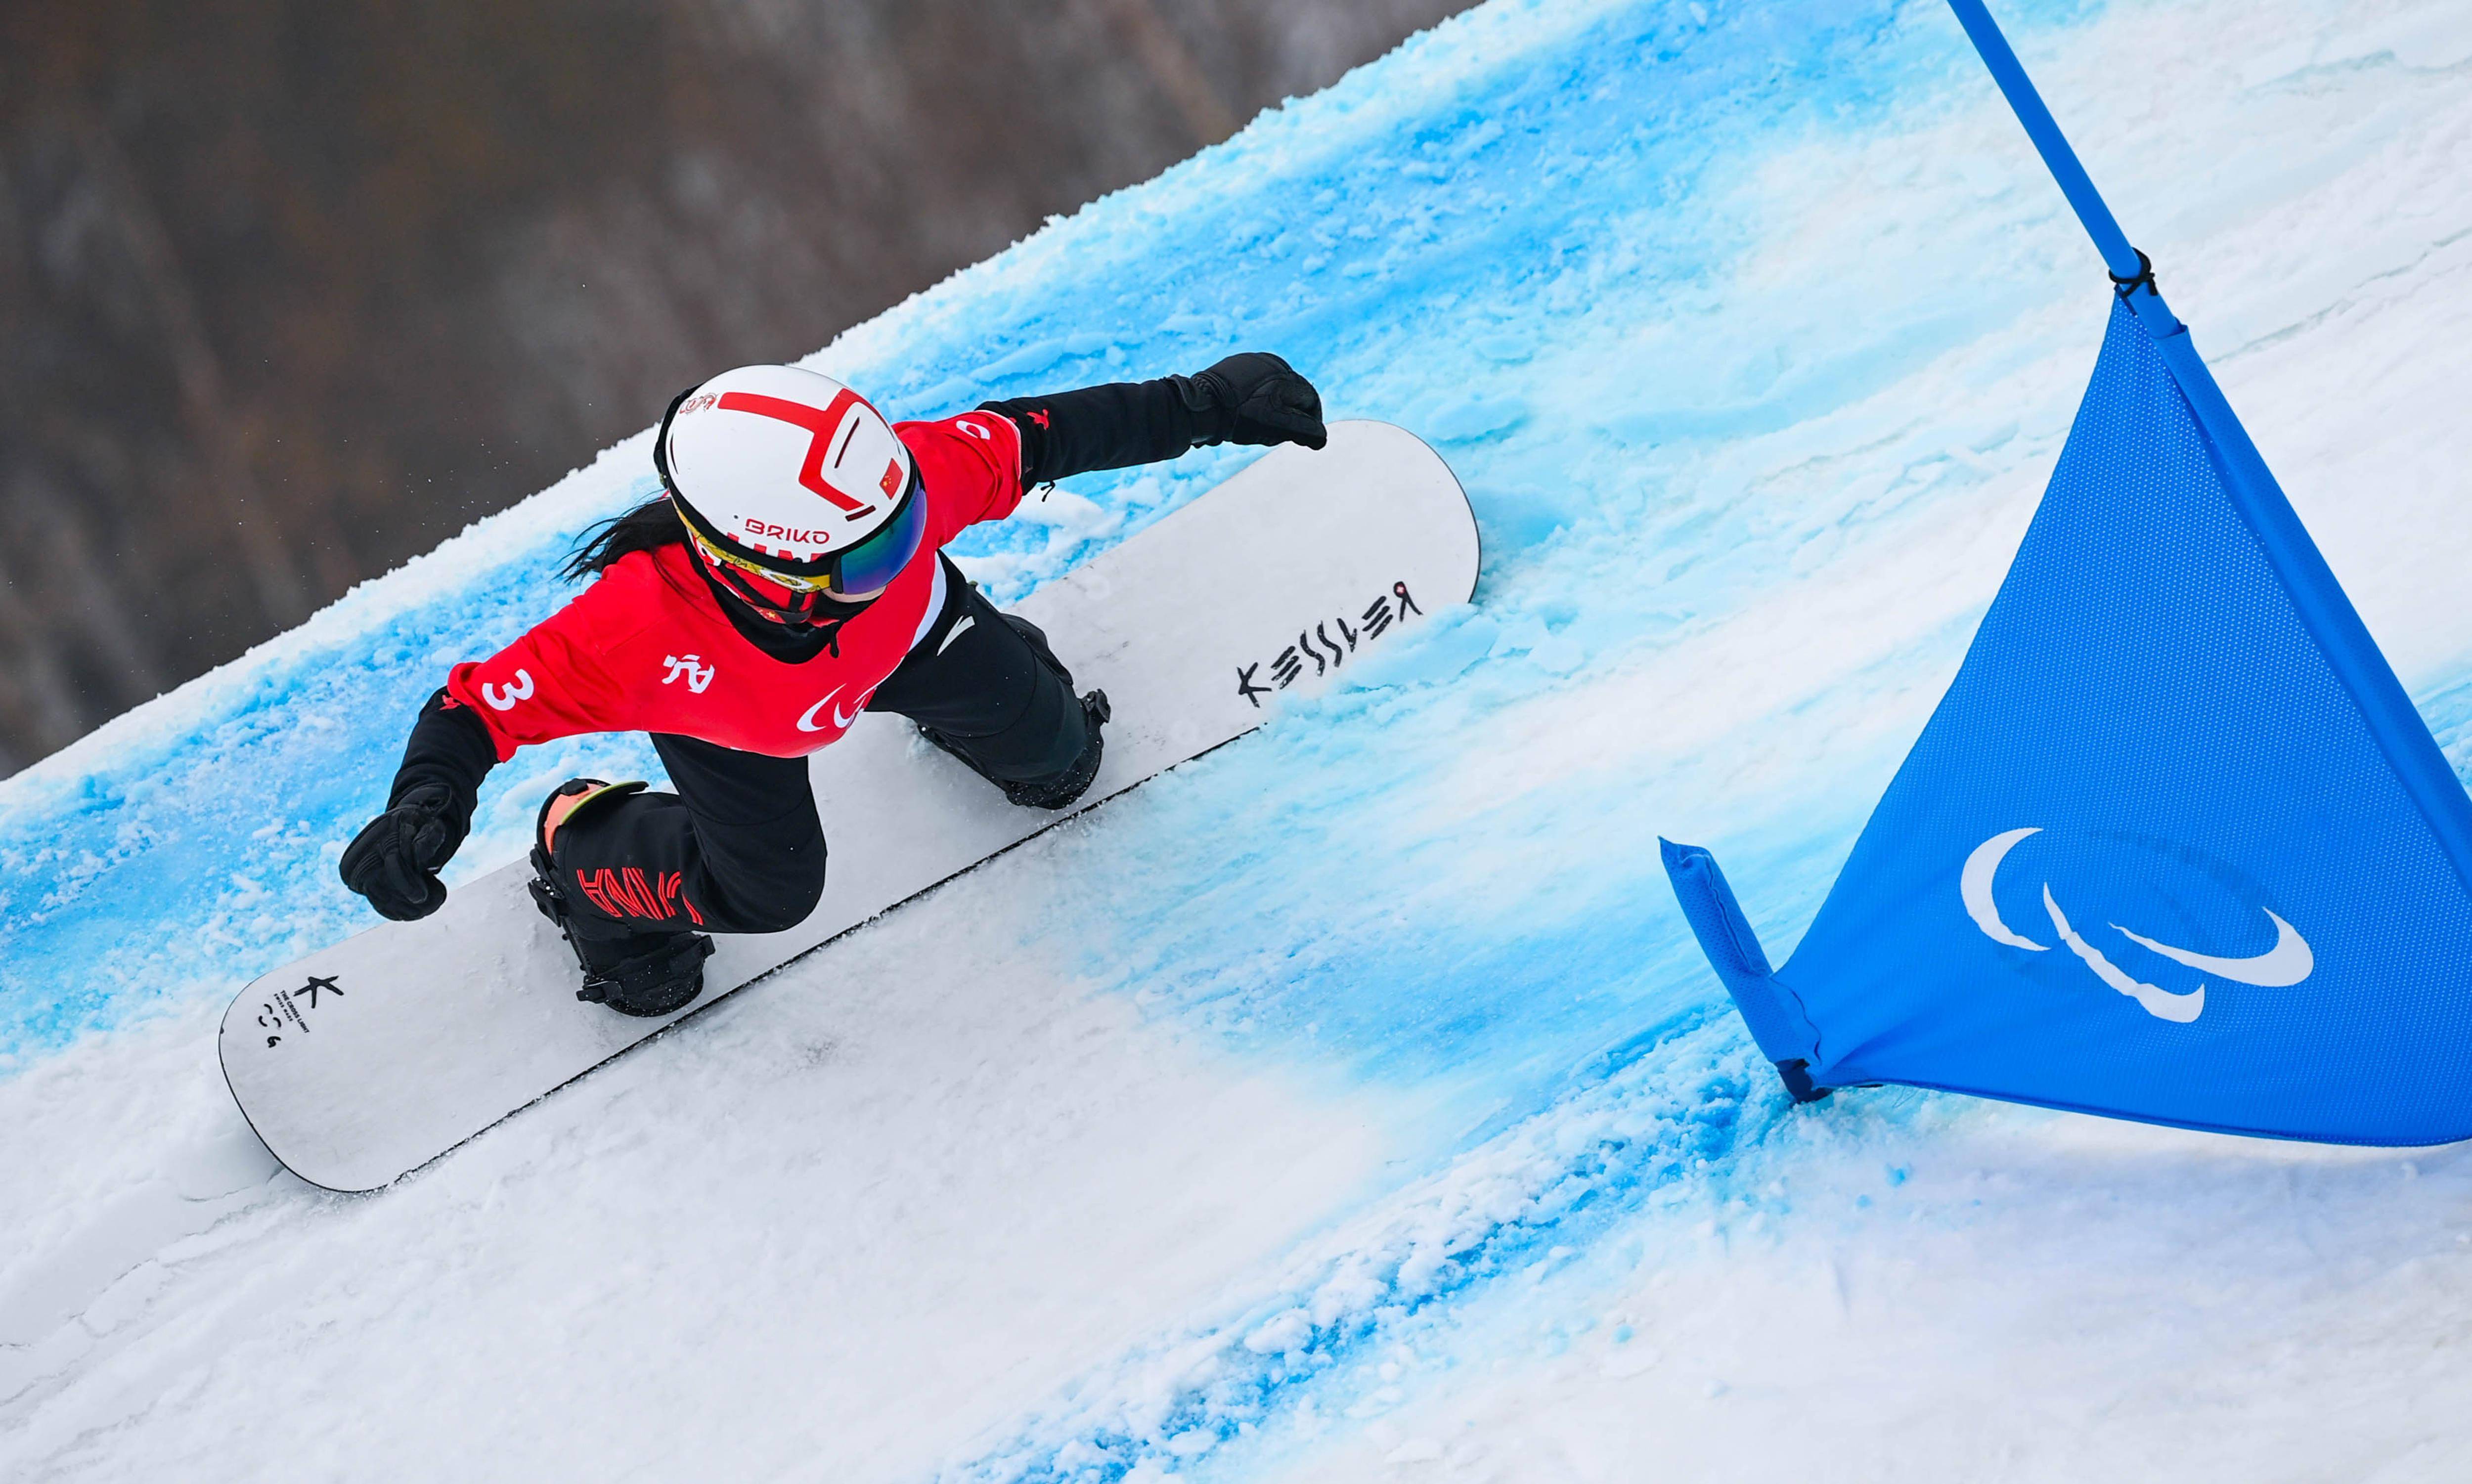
top-left (695, 531), bottom-right (831, 594)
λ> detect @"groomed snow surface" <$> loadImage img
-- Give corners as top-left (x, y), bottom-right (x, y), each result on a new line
top-left (5, 0), bottom-right (2471, 1477)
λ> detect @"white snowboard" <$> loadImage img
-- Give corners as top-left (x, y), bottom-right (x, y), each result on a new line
top-left (221, 421), bottom-right (1480, 1191)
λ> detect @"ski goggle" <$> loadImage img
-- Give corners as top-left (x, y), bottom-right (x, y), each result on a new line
top-left (682, 473), bottom-right (928, 602)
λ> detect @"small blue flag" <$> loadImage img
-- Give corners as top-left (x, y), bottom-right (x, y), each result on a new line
top-left (1665, 296), bottom-right (2472, 1144)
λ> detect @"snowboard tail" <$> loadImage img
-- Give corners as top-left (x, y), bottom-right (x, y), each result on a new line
top-left (221, 421), bottom-right (1480, 1191)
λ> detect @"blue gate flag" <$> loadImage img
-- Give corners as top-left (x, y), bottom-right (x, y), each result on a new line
top-left (1662, 1), bottom-right (2472, 1145)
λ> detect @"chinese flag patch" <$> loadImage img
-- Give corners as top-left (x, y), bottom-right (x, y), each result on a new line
top-left (881, 460), bottom-right (903, 499)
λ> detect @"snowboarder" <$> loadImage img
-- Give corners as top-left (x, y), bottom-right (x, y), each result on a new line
top-left (338, 353), bottom-right (1327, 1017)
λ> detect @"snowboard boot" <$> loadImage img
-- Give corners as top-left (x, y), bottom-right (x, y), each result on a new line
top-left (1017, 689), bottom-right (1111, 810)
top-left (920, 613), bottom-right (1112, 811)
top-left (526, 778), bottom-right (714, 1018)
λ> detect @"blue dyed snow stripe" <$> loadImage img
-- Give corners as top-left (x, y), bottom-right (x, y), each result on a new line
top-left (937, 1013), bottom-right (1782, 1484)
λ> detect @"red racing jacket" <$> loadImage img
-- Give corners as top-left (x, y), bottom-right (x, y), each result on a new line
top-left (444, 410), bottom-right (1025, 761)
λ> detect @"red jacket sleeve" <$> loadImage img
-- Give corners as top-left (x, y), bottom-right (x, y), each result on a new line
top-left (444, 569), bottom-right (649, 761)
top-left (897, 412), bottom-right (1027, 544)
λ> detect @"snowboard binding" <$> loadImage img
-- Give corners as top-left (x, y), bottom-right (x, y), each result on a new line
top-left (918, 613), bottom-right (1112, 811)
top-left (526, 779), bottom-right (714, 1018)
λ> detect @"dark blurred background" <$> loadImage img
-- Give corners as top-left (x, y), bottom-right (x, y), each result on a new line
top-left (0, 0), bottom-right (1469, 775)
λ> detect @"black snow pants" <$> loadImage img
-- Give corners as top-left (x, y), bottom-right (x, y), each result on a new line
top-left (542, 575), bottom-right (1091, 941)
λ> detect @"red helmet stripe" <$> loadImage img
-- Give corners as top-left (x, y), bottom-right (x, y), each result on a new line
top-left (714, 389), bottom-right (880, 516)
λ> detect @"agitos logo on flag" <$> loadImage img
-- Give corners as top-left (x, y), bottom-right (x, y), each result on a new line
top-left (1957, 825), bottom-right (2317, 1026)
top-left (1659, 0), bottom-right (2472, 1147)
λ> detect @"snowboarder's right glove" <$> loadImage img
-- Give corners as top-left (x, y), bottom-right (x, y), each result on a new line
top-left (1176, 352), bottom-right (1328, 451)
top-left (340, 782), bottom-right (465, 921)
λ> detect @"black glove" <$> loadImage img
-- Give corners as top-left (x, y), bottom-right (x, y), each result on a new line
top-left (1176, 352), bottom-right (1327, 451)
top-left (339, 782), bottom-right (464, 921)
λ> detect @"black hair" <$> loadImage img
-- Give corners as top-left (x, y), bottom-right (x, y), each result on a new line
top-left (562, 496), bottom-right (689, 583)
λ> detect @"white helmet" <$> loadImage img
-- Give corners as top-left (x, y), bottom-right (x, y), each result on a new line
top-left (655, 365), bottom-right (927, 610)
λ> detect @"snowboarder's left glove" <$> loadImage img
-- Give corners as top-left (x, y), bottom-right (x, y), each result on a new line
top-left (340, 782), bottom-right (465, 921)
top-left (1177, 352), bottom-right (1327, 451)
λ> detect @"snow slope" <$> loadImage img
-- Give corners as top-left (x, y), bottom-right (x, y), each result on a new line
top-left (6, 0), bottom-right (2472, 1477)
